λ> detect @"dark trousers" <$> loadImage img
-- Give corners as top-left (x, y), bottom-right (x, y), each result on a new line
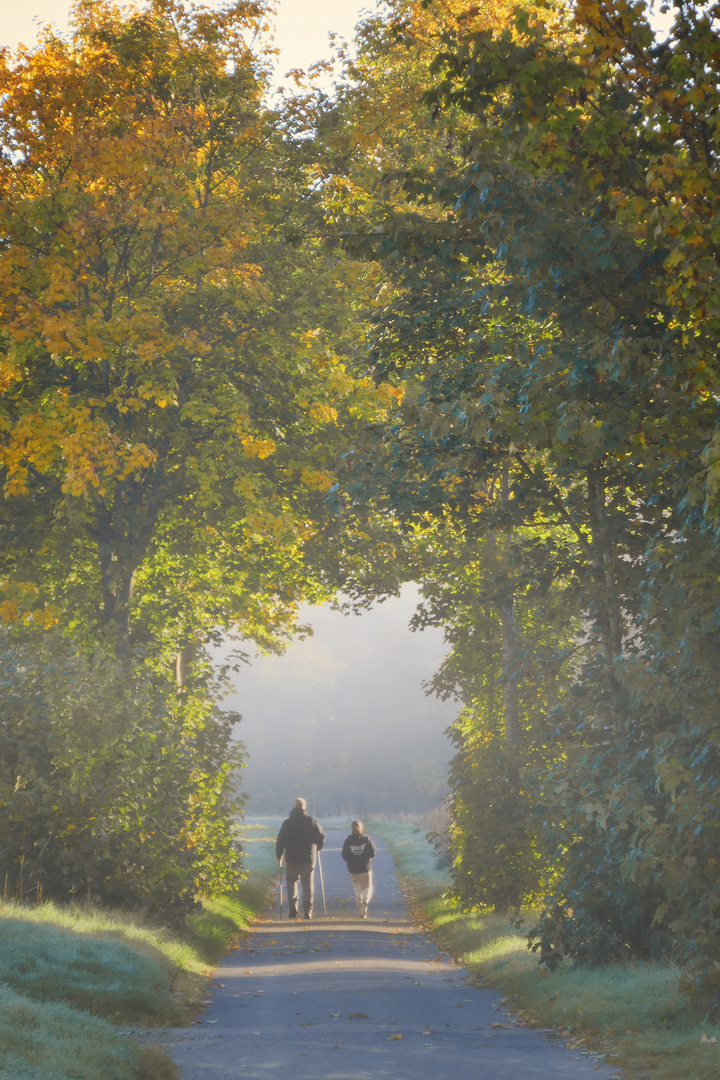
top-left (285, 861), bottom-right (314, 916)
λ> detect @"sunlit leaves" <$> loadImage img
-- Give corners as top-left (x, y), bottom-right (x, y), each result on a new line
top-left (0, 0), bottom-right (398, 647)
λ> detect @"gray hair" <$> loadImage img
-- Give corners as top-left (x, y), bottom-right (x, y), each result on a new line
top-left (293, 797), bottom-right (307, 810)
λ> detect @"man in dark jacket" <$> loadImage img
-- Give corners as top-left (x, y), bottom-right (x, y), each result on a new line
top-left (341, 819), bottom-right (376, 919)
top-left (276, 798), bottom-right (325, 919)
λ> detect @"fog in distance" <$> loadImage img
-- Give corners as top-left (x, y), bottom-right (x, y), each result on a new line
top-left (215, 586), bottom-right (456, 817)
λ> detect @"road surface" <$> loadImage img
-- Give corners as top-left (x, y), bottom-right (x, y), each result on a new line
top-left (152, 830), bottom-right (621, 1080)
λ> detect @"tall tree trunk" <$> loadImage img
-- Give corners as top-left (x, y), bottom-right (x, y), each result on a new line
top-left (500, 463), bottom-right (521, 750)
top-left (176, 645), bottom-right (194, 690)
top-left (92, 464), bottom-right (165, 651)
top-left (499, 603), bottom-right (521, 750)
top-left (586, 466), bottom-right (624, 717)
top-left (587, 466), bottom-right (623, 664)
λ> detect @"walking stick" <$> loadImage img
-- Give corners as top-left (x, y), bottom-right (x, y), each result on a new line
top-left (278, 859), bottom-right (283, 918)
top-left (317, 850), bottom-right (327, 916)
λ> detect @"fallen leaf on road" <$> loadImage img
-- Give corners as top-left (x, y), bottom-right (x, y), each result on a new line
top-left (330, 1012), bottom-right (341, 1017)
top-left (332, 1042), bottom-right (342, 1049)
top-left (349, 1013), bottom-right (368, 1019)
top-left (387, 1034), bottom-right (403, 1041)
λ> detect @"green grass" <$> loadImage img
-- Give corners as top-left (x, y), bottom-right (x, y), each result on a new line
top-left (0, 846), bottom-right (276, 1080)
top-left (0, 982), bottom-right (143, 1080)
top-left (376, 818), bottom-right (720, 1080)
top-left (0, 917), bottom-right (173, 1023)
top-left (369, 818), bottom-right (450, 902)
top-left (0, 868), bottom-right (275, 1016)
top-left (187, 875), bottom-right (275, 965)
top-left (236, 821), bottom-right (283, 878)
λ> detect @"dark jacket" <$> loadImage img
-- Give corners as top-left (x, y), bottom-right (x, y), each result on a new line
top-left (276, 807), bottom-right (325, 865)
top-left (341, 832), bottom-right (376, 874)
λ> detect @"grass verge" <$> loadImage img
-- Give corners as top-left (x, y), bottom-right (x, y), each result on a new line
top-left (372, 817), bottom-right (720, 1080)
top-left (0, 831), bottom-right (276, 1080)
top-left (0, 983), bottom-right (145, 1080)
top-left (0, 876), bottom-right (273, 1025)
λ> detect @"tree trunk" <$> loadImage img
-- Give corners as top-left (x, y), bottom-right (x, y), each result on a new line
top-left (500, 463), bottom-right (521, 751)
top-left (499, 602), bottom-right (521, 750)
top-left (92, 465), bottom-right (166, 650)
top-left (97, 538), bottom-right (138, 649)
top-left (586, 466), bottom-right (624, 717)
top-left (586, 466), bottom-right (623, 665)
top-left (176, 646), bottom-right (194, 690)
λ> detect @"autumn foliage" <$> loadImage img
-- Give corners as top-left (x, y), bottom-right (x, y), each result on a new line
top-left (0, 0), bottom-right (396, 910)
top-left (3, 0), bottom-right (720, 1019)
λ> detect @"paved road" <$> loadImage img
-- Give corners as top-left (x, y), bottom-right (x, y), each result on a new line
top-left (156, 830), bottom-right (620, 1079)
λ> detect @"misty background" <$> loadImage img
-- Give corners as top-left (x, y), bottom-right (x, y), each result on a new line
top-left (214, 586), bottom-right (457, 817)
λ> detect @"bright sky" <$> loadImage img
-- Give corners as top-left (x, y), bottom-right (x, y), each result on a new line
top-left (1, 0), bottom-right (376, 81)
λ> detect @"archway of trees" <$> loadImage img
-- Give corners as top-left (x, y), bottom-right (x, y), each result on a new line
top-left (2, 0), bottom-right (720, 1005)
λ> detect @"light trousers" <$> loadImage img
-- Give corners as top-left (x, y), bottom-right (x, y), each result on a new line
top-left (350, 870), bottom-right (373, 908)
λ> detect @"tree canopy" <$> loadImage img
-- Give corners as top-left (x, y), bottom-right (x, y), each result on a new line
top-left (2, 0), bottom-right (720, 1013)
top-left (0, 0), bottom-right (399, 908)
top-left (306, 0), bottom-right (720, 1003)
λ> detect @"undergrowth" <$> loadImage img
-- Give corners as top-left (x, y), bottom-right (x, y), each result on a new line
top-left (375, 817), bottom-right (720, 1080)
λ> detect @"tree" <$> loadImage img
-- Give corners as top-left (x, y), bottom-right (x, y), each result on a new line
top-left (326, 0), bottom-right (720, 977)
top-left (410, 513), bottom-right (579, 910)
top-left (0, 630), bottom-right (244, 912)
top-left (0, 0), bottom-right (401, 910)
top-left (0, 0), bottom-right (396, 658)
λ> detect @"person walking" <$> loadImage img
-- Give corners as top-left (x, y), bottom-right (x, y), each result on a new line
top-left (276, 798), bottom-right (325, 920)
top-left (341, 819), bottom-right (376, 919)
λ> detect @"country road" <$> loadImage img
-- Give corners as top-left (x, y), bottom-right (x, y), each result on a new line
top-left (150, 830), bottom-right (621, 1080)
